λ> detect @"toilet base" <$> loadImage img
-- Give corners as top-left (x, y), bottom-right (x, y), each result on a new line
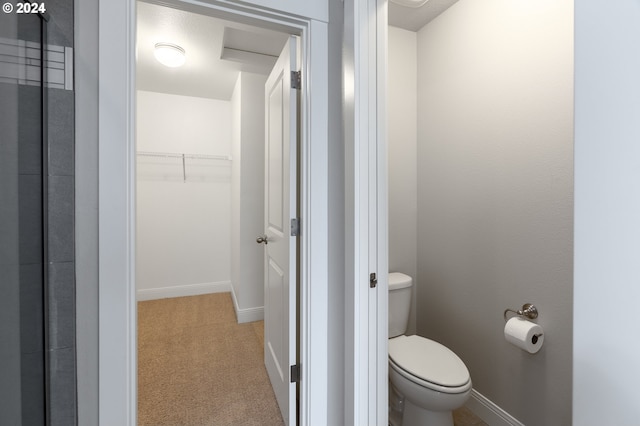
top-left (403, 399), bottom-right (453, 426)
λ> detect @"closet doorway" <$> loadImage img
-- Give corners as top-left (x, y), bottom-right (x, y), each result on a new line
top-left (97, 0), bottom-right (330, 421)
top-left (135, 1), bottom-right (293, 423)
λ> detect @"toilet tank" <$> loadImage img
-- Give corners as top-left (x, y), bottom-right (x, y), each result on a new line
top-left (388, 272), bottom-right (413, 338)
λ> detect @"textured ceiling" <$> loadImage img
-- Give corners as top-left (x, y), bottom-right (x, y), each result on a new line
top-left (136, 1), bottom-right (288, 100)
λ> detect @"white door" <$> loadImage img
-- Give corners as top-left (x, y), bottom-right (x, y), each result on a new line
top-left (261, 35), bottom-right (299, 425)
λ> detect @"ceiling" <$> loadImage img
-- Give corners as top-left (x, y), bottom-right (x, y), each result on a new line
top-left (388, 0), bottom-right (459, 32)
top-left (136, 1), bottom-right (289, 100)
top-left (137, 0), bottom-right (459, 100)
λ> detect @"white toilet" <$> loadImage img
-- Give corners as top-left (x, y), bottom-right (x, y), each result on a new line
top-left (388, 272), bottom-right (472, 426)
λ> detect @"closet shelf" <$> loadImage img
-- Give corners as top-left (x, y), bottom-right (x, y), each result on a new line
top-left (137, 151), bottom-right (232, 161)
top-left (136, 151), bottom-right (232, 183)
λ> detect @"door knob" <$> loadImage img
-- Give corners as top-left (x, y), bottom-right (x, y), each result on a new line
top-left (256, 234), bottom-right (269, 245)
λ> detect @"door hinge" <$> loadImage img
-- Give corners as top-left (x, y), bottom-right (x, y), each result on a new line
top-left (290, 364), bottom-right (301, 383)
top-left (291, 71), bottom-right (301, 89)
top-left (370, 272), bottom-right (377, 288)
top-left (290, 218), bottom-right (300, 236)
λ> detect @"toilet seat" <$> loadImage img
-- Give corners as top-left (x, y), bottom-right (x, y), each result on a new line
top-left (389, 335), bottom-right (471, 394)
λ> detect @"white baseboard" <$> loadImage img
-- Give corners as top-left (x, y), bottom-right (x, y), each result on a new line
top-left (235, 305), bottom-right (264, 323)
top-left (136, 281), bottom-right (231, 301)
top-left (230, 285), bottom-right (264, 324)
top-left (466, 389), bottom-right (525, 426)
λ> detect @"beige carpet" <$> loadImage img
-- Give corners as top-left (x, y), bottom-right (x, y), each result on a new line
top-left (138, 293), bottom-right (285, 426)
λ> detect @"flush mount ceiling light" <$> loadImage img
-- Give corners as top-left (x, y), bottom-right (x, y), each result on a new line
top-left (154, 43), bottom-right (186, 68)
top-left (390, 0), bottom-right (429, 7)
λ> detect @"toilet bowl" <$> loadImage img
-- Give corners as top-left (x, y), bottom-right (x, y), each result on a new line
top-left (389, 335), bottom-right (471, 426)
top-left (388, 273), bottom-right (471, 426)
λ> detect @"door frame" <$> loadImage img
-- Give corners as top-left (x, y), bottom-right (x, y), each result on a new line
top-left (342, 0), bottom-right (388, 423)
top-left (97, 1), bottom-right (329, 424)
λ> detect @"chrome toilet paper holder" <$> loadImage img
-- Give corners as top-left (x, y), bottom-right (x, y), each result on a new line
top-left (504, 303), bottom-right (539, 322)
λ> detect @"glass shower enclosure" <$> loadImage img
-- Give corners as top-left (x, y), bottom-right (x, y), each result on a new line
top-left (0, 7), bottom-right (50, 425)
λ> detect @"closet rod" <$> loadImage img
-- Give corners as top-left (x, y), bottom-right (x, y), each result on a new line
top-left (137, 151), bottom-right (232, 161)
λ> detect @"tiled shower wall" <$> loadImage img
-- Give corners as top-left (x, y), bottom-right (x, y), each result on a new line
top-left (0, 0), bottom-right (77, 423)
top-left (46, 0), bottom-right (77, 423)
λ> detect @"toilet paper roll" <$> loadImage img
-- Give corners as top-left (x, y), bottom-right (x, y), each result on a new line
top-left (504, 317), bottom-right (544, 354)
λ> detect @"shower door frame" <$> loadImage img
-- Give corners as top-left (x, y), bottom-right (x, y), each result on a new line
top-left (97, 0), bottom-right (329, 425)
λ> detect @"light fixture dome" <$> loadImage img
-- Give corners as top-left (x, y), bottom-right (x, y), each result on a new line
top-left (154, 43), bottom-right (186, 68)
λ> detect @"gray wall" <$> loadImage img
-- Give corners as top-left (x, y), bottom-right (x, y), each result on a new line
top-left (415, 0), bottom-right (573, 424)
top-left (387, 25), bottom-right (418, 336)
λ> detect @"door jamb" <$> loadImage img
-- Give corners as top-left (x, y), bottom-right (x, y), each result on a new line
top-left (342, 0), bottom-right (388, 423)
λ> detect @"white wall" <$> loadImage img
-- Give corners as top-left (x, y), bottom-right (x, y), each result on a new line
top-left (137, 91), bottom-right (232, 155)
top-left (387, 26), bottom-right (418, 336)
top-left (574, 1), bottom-right (640, 424)
top-left (230, 72), bottom-right (268, 321)
top-left (136, 91), bottom-right (232, 298)
top-left (415, 0), bottom-right (573, 424)
top-left (231, 74), bottom-right (242, 310)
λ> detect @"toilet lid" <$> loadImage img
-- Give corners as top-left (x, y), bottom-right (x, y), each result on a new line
top-left (389, 335), bottom-right (470, 388)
